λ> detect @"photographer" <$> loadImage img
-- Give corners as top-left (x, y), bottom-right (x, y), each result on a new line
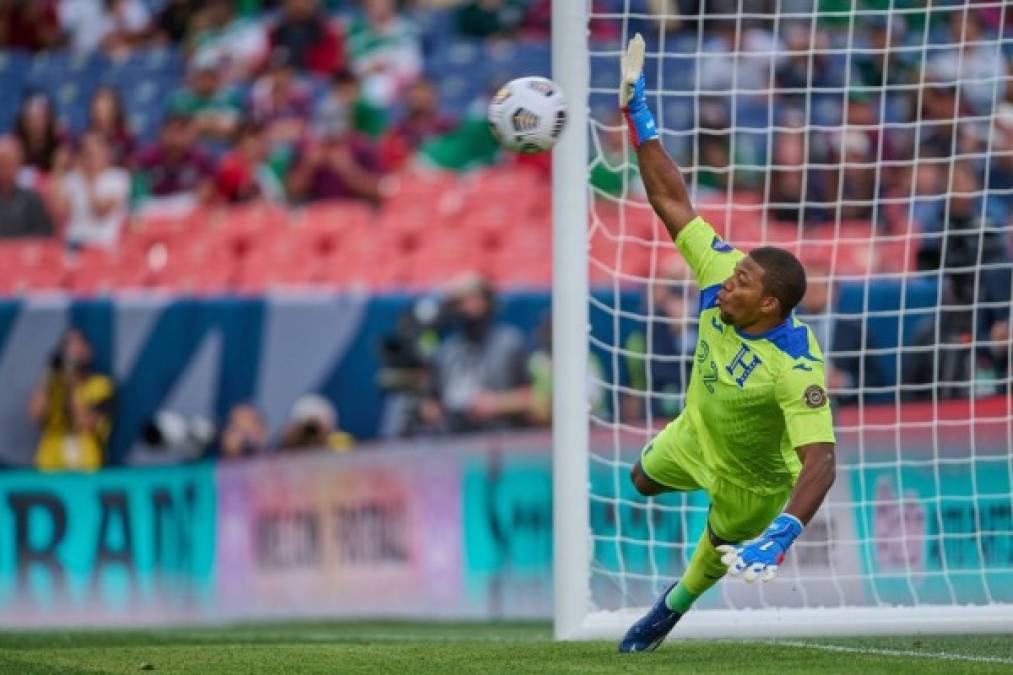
top-left (219, 403), bottom-right (269, 460)
top-left (280, 394), bottom-right (353, 452)
top-left (421, 275), bottom-right (532, 434)
top-left (29, 329), bottom-right (115, 471)
top-left (376, 296), bottom-right (442, 438)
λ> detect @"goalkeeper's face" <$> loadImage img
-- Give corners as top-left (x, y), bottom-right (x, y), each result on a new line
top-left (716, 256), bottom-right (780, 328)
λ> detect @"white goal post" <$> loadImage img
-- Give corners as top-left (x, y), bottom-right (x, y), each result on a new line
top-left (551, 0), bottom-right (1013, 640)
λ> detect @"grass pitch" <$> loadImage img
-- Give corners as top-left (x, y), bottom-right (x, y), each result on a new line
top-left (0, 622), bottom-right (1010, 674)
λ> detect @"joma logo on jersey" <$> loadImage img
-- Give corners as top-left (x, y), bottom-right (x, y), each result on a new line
top-left (726, 344), bottom-right (762, 388)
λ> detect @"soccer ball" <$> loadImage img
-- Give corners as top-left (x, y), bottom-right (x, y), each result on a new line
top-left (487, 76), bottom-right (568, 154)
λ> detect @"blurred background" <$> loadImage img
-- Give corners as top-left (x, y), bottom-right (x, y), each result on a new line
top-left (0, 0), bottom-right (1008, 625)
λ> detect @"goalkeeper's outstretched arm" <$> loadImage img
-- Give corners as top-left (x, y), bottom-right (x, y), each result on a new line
top-left (717, 442), bottom-right (836, 582)
top-left (785, 442), bottom-right (836, 525)
top-left (620, 33), bottom-right (697, 240)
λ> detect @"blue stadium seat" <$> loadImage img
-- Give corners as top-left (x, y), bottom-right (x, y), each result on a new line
top-left (485, 40), bottom-right (550, 79)
top-left (0, 51), bottom-right (28, 132)
top-left (883, 93), bottom-right (911, 124)
top-left (660, 97), bottom-right (694, 131)
top-left (734, 97), bottom-right (772, 130)
top-left (589, 55), bottom-right (617, 91)
top-left (27, 50), bottom-right (107, 83)
top-left (0, 50), bottom-right (28, 78)
top-left (21, 51), bottom-right (107, 134)
top-left (428, 39), bottom-right (485, 75)
top-left (811, 94), bottom-right (844, 127)
top-left (436, 74), bottom-right (482, 116)
top-left (659, 55), bottom-right (695, 92)
top-left (735, 130), bottom-right (769, 167)
top-left (410, 7), bottom-right (455, 56)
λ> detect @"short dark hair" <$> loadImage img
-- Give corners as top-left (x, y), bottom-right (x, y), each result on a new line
top-left (748, 247), bottom-right (807, 319)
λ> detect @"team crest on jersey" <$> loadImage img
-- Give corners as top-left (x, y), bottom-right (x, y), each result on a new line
top-left (711, 236), bottom-right (734, 253)
top-left (804, 384), bottom-right (827, 408)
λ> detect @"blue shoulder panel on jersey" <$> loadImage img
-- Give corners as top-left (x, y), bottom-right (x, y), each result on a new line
top-left (699, 283), bottom-right (721, 314)
top-left (711, 236), bottom-right (735, 253)
top-left (736, 317), bottom-right (823, 362)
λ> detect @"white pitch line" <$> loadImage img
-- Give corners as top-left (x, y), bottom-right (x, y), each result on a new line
top-left (777, 640), bottom-right (1013, 667)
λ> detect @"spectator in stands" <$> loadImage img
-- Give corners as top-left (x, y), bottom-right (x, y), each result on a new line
top-left (455, 0), bottom-right (527, 38)
top-left (918, 83), bottom-right (962, 159)
top-left (85, 87), bottom-right (135, 167)
top-left (53, 132), bottom-right (130, 249)
top-left (152, 0), bottom-right (200, 45)
top-left (845, 91), bottom-right (896, 163)
top-left (167, 52), bottom-right (242, 143)
top-left (29, 329), bottom-right (115, 472)
top-left (215, 120), bottom-right (284, 203)
top-left (697, 17), bottom-right (785, 102)
top-left (905, 160), bottom-right (947, 233)
top-left (219, 403), bottom-right (268, 459)
top-left (0, 136), bottom-right (55, 238)
top-left (984, 320), bottom-right (1010, 397)
top-left (985, 103), bottom-right (1013, 226)
top-left (0, 0), bottom-right (62, 52)
top-left (928, 9), bottom-right (1008, 116)
top-left (288, 113), bottom-right (383, 204)
top-left (527, 312), bottom-right (607, 426)
top-left (379, 78), bottom-right (456, 170)
top-left (189, 0), bottom-right (267, 84)
top-left (775, 25), bottom-right (841, 110)
top-left (135, 113), bottom-right (215, 213)
top-left (269, 0), bottom-right (344, 76)
top-left (852, 14), bottom-right (917, 92)
top-left (916, 161), bottom-right (1011, 332)
top-left (280, 394), bottom-right (353, 451)
top-left (345, 0), bottom-right (423, 107)
top-left (420, 274), bottom-right (532, 433)
top-left (60, 0), bottom-right (151, 55)
top-left (251, 49), bottom-right (313, 149)
top-left (768, 115), bottom-right (809, 223)
top-left (14, 93), bottom-right (66, 176)
top-left (623, 281), bottom-right (697, 421)
top-left (313, 69), bottom-right (388, 140)
top-left (902, 281), bottom-right (980, 402)
top-left (828, 127), bottom-right (876, 222)
top-left (694, 100), bottom-right (731, 192)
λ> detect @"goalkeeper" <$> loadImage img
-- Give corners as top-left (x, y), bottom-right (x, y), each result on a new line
top-left (618, 34), bottom-right (837, 653)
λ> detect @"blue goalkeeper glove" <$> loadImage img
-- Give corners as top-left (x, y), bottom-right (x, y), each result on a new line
top-left (619, 33), bottom-right (658, 148)
top-left (716, 513), bottom-right (803, 583)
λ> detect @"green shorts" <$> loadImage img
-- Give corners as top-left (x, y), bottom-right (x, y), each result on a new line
top-left (639, 425), bottom-right (790, 543)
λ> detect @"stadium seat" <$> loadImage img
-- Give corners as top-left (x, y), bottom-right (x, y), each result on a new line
top-left (66, 248), bottom-right (149, 294)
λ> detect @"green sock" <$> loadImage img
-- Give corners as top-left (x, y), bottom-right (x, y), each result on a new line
top-left (664, 583), bottom-right (698, 613)
top-left (665, 529), bottom-right (728, 613)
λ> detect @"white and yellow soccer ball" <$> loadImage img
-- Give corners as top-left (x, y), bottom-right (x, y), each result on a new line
top-left (486, 76), bottom-right (568, 154)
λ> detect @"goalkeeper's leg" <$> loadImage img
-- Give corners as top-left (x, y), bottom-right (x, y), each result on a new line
top-left (621, 462), bottom-right (790, 652)
top-left (621, 433), bottom-right (704, 652)
top-left (665, 478), bottom-right (791, 614)
top-left (619, 519), bottom-right (730, 652)
top-left (663, 525), bottom-right (728, 613)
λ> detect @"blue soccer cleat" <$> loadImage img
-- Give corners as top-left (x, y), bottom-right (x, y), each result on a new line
top-left (619, 582), bottom-right (682, 653)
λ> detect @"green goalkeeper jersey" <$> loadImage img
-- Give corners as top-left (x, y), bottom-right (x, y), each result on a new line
top-left (665, 217), bottom-right (836, 495)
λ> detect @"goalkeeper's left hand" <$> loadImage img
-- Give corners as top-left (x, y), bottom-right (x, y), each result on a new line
top-left (619, 32), bottom-right (657, 148)
top-left (716, 513), bottom-right (803, 583)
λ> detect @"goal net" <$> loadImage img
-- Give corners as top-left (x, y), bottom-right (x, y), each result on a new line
top-left (553, 0), bottom-right (1013, 638)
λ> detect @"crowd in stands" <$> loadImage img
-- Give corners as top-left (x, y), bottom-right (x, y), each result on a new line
top-left (0, 1), bottom-right (1010, 467)
top-left (0, 2), bottom-right (1007, 266)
